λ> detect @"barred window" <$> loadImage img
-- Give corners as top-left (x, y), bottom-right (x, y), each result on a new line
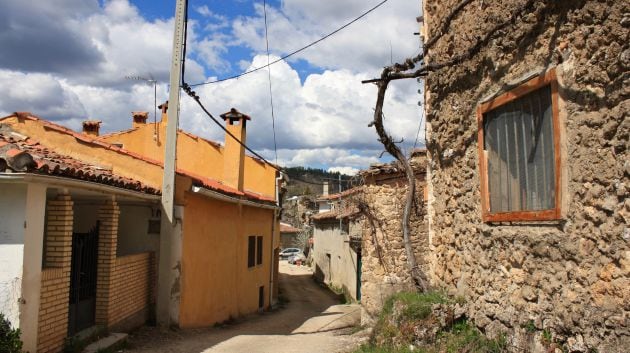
top-left (478, 70), bottom-right (561, 222)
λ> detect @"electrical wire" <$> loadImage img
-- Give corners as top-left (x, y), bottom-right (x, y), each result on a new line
top-left (262, 0), bottom-right (278, 164)
top-left (188, 0), bottom-right (391, 87)
top-left (179, 0), bottom-right (359, 188)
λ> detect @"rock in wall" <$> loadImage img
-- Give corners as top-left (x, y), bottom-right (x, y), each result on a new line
top-left (358, 160), bottom-right (429, 324)
top-left (423, 0), bottom-right (629, 351)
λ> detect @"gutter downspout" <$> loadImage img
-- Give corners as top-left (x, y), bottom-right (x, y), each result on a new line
top-left (269, 172), bottom-right (284, 308)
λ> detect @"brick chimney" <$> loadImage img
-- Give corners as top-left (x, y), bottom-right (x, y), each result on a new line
top-left (220, 108), bottom-right (251, 191)
top-left (158, 101), bottom-right (168, 123)
top-left (132, 111), bottom-right (148, 128)
top-left (82, 120), bottom-right (101, 137)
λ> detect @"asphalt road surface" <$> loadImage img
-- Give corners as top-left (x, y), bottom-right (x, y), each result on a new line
top-left (123, 261), bottom-right (362, 353)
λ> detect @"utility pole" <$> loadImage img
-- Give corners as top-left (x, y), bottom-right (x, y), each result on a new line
top-left (158, 0), bottom-right (187, 327)
top-left (162, 0), bottom-right (186, 222)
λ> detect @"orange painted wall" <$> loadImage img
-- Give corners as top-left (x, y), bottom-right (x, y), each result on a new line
top-left (99, 123), bottom-right (277, 198)
top-left (1, 116), bottom-right (165, 189)
top-left (179, 192), bottom-right (276, 327)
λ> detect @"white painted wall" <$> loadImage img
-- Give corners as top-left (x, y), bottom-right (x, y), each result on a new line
top-left (20, 183), bottom-right (46, 353)
top-left (312, 220), bottom-right (358, 300)
top-left (0, 184), bottom-right (27, 328)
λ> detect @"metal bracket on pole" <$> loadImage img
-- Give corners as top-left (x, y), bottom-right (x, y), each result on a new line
top-left (162, 0), bottom-right (187, 222)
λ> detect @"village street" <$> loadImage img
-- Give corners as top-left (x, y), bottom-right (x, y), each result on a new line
top-left (123, 261), bottom-right (362, 353)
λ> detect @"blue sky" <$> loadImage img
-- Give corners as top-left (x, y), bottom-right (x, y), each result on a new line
top-left (0, 0), bottom-right (423, 174)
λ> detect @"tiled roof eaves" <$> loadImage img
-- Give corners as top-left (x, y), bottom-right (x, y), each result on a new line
top-left (316, 187), bottom-right (360, 201)
top-left (4, 113), bottom-right (276, 203)
top-left (0, 131), bottom-right (160, 195)
top-left (180, 169), bottom-right (276, 204)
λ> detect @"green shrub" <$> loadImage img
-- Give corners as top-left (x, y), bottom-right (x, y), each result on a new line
top-left (0, 313), bottom-right (23, 353)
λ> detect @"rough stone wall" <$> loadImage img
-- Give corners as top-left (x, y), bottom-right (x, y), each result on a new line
top-left (423, 0), bottom-right (629, 351)
top-left (358, 177), bottom-right (428, 324)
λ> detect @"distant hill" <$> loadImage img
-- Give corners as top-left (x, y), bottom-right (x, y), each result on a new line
top-left (283, 166), bottom-right (353, 197)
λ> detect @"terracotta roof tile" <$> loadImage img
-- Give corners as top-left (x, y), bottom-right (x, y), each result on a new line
top-left (0, 124), bottom-right (159, 194)
top-left (280, 222), bottom-right (301, 233)
top-left (316, 188), bottom-right (359, 201)
top-left (1, 113), bottom-right (276, 204)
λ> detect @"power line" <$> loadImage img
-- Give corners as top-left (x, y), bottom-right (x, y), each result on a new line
top-left (188, 0), bottom-right (391, 87)
top-left (262, 0), bottom-right (278, 165)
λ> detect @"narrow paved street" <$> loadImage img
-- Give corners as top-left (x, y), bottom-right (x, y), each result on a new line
top-left (123, 262), bottom-right (362, 353)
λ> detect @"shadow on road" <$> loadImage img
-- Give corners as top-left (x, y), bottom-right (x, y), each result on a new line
top-left (123, 263), bottom-right (361, 353)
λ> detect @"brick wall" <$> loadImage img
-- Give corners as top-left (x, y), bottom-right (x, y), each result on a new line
top-left (109, 252), bottom-right (156, 330)
top-left (95, 200), bottom-right (119, 327)
top-left (38, 194), bottom-right (73, 353)
top-left (37, 269), bottom-right (69, 353)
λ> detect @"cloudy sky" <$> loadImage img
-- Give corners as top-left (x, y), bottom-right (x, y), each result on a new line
top-left (0, 0), bottom-right (424, 175)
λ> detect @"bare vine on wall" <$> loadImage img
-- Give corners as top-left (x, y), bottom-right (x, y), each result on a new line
top-left (363, 0), bottom-right (540, 291)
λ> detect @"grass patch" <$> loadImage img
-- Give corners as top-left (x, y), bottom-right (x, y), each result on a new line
top-left (382, 291), bottom-right (449, 321)
top-left (358, 292), bottom-right (507, 353)
top-left (434, 320), bottom-right (506, 353)
top-left (356, 320), bottom-right (506, 353)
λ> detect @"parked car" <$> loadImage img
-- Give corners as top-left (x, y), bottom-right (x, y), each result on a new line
top-left (288, 252), bottom-right (306, 265)
top-left (279, 248), bottom-right (301, 260)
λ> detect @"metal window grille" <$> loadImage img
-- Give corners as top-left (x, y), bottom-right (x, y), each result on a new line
top-left (484, 85), bottom-right (555, 213)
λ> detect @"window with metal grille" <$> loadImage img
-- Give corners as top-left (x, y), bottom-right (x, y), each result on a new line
top-left (256, 236), bottom-right (263, 265)
top-left (478, 70), bottom-right (561, 222)
top-left (248, 236), bottom-right (256, 268)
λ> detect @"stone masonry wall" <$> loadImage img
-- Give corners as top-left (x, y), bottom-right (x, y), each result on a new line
top-left (358, 176), bottom-right (428, 324)
top-left (423, 0), bottom-right (628, 351)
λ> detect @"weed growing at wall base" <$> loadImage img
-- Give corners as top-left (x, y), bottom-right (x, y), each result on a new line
top-left (0, 313), bottom-right (23, 353)
top-left (358, 292), bottom-right (507, 353)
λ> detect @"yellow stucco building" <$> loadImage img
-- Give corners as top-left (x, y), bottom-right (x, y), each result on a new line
top-left (1, 103), bottom-right (281, 341)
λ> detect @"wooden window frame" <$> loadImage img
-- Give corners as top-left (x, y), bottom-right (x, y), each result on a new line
top-left (477, 69), bottom-right (562, 222)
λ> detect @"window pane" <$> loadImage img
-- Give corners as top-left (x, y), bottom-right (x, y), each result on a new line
top-left (257, 236), bottom-right (263, 265)
top-left (248, 236), bottom-right (256, 268)
top-left (484, 85), bottom-right (555, 213)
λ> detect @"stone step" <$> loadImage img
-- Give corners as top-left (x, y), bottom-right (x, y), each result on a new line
top-left (82, 333), bottom-right (128, 353)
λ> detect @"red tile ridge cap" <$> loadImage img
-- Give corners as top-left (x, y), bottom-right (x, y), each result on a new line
top-left (316, 187), bottom-right (360, 201)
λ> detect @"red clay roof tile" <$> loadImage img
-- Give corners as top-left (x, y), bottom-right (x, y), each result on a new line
top-left (1, 113), bottom-right (276, 204)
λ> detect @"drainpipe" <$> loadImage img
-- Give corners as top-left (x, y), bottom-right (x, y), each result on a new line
top-left (269, 172), bottom-right (284, 307)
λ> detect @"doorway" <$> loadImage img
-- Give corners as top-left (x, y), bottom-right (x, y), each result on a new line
top-left (68, 223), bottom-right (99, 335)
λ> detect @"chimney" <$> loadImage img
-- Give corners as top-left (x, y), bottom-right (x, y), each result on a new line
top-left (132, 111), bottom-right (148, 128)
top-left (82, 120), bottom-right (101, 137)
top-left (323, 182), bottom-right (329, 196)
top-left (220, 108), bottom-right (251, 191)
top-left (158, 101), bottom-right (168, 123)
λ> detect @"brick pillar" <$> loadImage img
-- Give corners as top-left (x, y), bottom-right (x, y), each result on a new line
top-left (44, 194), bottom-right (74, 269)
top-left (38, 193), bottom-right (73, 353)
top-left (95, 199), bottom-right (120, 327)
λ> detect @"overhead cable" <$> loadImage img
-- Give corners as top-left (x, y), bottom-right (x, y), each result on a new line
top-left (188, 0), bottom-right (391, 87)
top-left (262, 0), bottom-right (279, 164)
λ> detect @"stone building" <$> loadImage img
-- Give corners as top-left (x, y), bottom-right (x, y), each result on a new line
top-left (311, 189), bottom-right (362, 302)
top-left (356, 150), bottom-right (429, 324)
top-left (421, 1), bottom-right (628, 351)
